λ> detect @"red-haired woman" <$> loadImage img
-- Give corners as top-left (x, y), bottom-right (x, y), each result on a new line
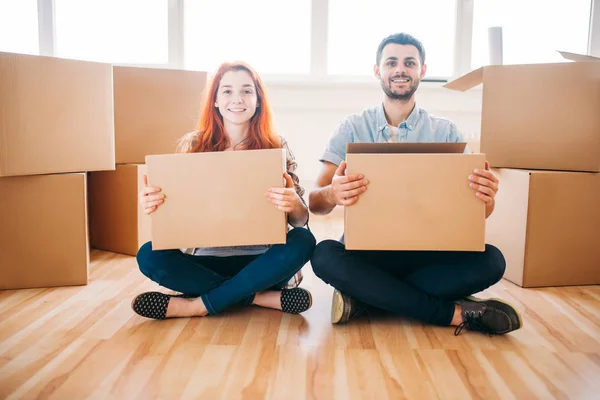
top-left (132, 62), bottom-right (315, 319)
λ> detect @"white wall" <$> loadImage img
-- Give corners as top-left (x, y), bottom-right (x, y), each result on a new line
top-left (266, 80), bottom-right (483, 183)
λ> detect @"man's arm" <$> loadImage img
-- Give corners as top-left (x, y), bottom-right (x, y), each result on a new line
top-left (309, 161), bottom-right (369, 215)
top-left (308, 162), bottom-right (338, 215)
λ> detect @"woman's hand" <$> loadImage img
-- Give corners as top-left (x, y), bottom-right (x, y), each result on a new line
top-left (266, 173), bottom-right (308, 227)
top-left (139, 174), bottom-right (165, 215)
top-left (266, 173), bottom-right (302, 212)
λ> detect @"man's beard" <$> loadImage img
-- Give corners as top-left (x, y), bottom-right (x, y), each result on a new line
top-left (381, 76), bottom-right (420, 101)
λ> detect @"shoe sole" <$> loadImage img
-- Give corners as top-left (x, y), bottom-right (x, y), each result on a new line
top-left (331, 290), bottom-right (348, 324)
top-left (465, 295), bottom-right (523, 330)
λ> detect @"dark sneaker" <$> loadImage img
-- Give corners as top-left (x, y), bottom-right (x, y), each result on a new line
top-left (331, 289), bottom-right (367, 324)
top-left (454, 296), bottom-right (523, 336)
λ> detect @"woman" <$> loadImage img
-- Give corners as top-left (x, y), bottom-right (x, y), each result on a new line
top-left (133, 62), bottom-right (315, 319)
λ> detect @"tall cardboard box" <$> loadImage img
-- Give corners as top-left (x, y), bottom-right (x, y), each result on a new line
top-left (146, 149), bottom-right (287, 250)
top-left (344, 143), bottom-right (486, 251)
top-left (486, 168), bottom-right (600, 287)
top-left (444, 53), bottom-right (600, 172)
top-left (113, 66), bottom-right (208, 164)
top-left (0, 173), bottom-right (89, 289)
top-left (0, 52), bottom-right (115, 177)
top-left (88, 164), bottom-right (150, 256)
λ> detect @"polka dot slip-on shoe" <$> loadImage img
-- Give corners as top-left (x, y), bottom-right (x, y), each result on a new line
top-left (280, 288), bottom-right (312, 314)
top-left (131, 291), bottom-right (197, 320)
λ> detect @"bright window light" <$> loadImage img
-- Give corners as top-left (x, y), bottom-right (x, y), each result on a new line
top-left (55, 0), bottom-right (168, 64)
top-left (471, 0), bottom-right (592, 68)
top-left (184, 0), bottom-right (311, 74)
top-left (0, 0), bottom-right (39, 55)
top-left (327, 0), bottom-right (457, 78)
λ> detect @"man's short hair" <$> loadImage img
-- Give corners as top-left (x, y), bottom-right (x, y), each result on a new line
top-left (376, 33), bottom-right (426, 66)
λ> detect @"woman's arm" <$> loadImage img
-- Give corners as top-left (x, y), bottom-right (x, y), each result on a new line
top-left (265, 137), bottom-right (309, 227)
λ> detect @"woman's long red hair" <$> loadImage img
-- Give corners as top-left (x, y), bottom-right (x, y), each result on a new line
top-left (189, 62), bottom-right (280, 152)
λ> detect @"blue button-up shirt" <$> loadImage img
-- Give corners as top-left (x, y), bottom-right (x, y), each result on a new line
top-left (320, 103), bottom-right (468, 165)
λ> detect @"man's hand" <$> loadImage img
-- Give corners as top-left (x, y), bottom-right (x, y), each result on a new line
top-left (330, 161), bottom-right (369, 206)
top-left (469, 161), bottom-right (498, 217)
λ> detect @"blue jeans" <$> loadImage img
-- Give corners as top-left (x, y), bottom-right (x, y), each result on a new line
top-left (311, 240), bottom-right (506, 326)
top-left (136, 227), bottom-right (316, 315)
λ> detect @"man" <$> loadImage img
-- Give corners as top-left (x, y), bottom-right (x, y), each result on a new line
top-left (309, 33), bottom-right (521, 336)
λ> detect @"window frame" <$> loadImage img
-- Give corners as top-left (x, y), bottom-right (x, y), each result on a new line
top-left (25, 0), bottom-right (600, 83)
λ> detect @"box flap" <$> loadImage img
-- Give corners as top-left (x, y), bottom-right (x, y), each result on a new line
top-left (558, 51), bottom-right (600, 62)
top-left (443, 67), bottom-right (484, 91)
top-left (347, 142), bottom-right (466, 154)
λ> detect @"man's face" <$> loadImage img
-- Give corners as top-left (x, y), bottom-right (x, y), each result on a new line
top-left (375, 44), bottom-right (427, 101)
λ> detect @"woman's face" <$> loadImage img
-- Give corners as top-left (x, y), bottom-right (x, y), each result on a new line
top-left (215, 70), bottom-right (258, 127)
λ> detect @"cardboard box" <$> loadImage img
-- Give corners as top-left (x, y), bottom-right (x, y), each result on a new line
top-left (486, 168), bottom-right (600, 287)
top-left (444, 52), bottom-right (600, 172)
top-left (344, 143), bottom-right (486, 251)
top-left (113, 66), bottom-right (208, 164)
top-left (0, 52), bottom-right (115, 177)
top-left (146, 149), bottom-right (287, 250)
top-left (0, 173), bottom-right (89, 289)
top-left (88, 164), bottom-right (150, 256)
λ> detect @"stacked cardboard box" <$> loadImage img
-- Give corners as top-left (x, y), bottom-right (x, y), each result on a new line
top-left (0, 52), bottom-right (209, 289)
top-left (445, 52), bottom-right (600, 287)
top-left (88, 164), bottom-right (150, 256)
top-left (0, 52), bottom-right (115, 289)
top-left (88, 66), bottom-right (208, 256)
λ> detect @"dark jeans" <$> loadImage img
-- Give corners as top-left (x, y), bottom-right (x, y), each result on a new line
top-left (311, 240), bottom-right (506, 326)
top-left (136, 227), bottom-right (316, 315)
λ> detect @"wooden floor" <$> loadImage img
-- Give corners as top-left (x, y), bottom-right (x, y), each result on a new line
top-left (2, 216), bottom-right (600, 399)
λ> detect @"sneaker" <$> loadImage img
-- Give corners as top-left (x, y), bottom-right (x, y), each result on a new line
top-left (331, 289), bottom-right (367, 324)
top-left (454, 296), bottom-right (523, 336)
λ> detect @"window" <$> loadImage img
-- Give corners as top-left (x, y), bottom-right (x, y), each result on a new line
top-left (54, 0), bottom-right (168, 64)
top-left (0, 0), bottom-right (39, 55)
top-left (327, 0), bottom-right (457, 78)
top-left (184, 0), bottom-right (311, 74)
top-left (471, 0), bottom-right (592, 68)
